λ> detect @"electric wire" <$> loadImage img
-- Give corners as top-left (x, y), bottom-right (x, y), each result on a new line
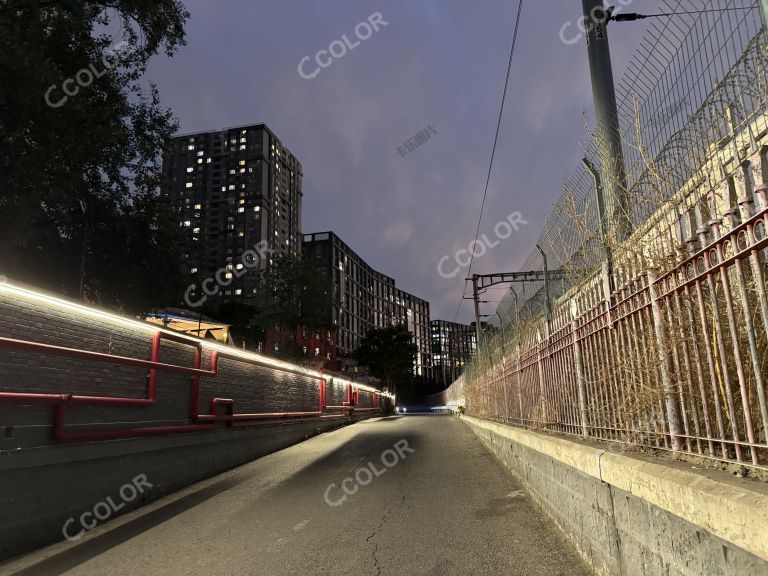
top-left (452, 0), bottom-right (524, 322)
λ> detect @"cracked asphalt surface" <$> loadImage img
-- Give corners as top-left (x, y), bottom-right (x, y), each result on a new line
top-left (17, 415), bottom-right (592, 576)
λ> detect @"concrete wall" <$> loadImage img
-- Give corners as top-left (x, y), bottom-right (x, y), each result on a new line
top-left (0, 282), bottom-right (382, 560)
top-left (462, 416), bottom-right (768, 576)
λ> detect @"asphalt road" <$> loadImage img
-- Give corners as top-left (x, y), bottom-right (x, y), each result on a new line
top-left (11, 415), bottom-right (592, 576)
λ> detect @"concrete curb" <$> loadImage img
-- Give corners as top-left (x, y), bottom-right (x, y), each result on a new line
top-left (461, 415), bottom-right (768, 562)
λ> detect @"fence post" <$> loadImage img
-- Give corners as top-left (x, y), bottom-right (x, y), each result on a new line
top-left (537, 245), bottom-right (552, 333)
top-left (536, 328), bottom-right (548, 427)
top-left (571, 299), bottom-right (589, 436)
top-left (502, 352), bottom-right (510, 423)
top-left (647, 266), bottom-right (684, 451)
top-left (516, 342), bottom-right (524, 423)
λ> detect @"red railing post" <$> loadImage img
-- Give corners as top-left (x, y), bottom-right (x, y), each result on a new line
top-left (571, 300), bottom-right (589, 437)
top-left (647, 265), bottom-right (684, 451)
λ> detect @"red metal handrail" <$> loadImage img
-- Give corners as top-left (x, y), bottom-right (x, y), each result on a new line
top-left (0, 331), bottom-right (381, 442)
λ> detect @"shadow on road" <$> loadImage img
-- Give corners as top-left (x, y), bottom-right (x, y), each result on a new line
top-left (9, 476), bottom-right (242, 576)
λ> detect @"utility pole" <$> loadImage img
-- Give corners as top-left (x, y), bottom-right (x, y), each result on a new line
top-left (761, 0), bottom-right (768, 31)
top-left (471, 274), bottom-right (482, 350)
top-left (582, 0), bottom-right (630, 242)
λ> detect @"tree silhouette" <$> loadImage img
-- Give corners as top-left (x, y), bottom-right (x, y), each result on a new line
top-left (354, 325), bottom-right (416, 399)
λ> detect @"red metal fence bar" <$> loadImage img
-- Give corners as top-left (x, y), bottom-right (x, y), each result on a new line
top-left (459, 157), bottom-right (768, 471)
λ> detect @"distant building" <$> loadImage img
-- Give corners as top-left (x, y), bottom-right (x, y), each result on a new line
top-left (162, 123), bottom-right (303, 305)
top-left (430, 320), bottom-right (476, 387)
top-left (302, 231), bottom-right (431, 375)
top-left (264, 326), bottom-right (337, 369)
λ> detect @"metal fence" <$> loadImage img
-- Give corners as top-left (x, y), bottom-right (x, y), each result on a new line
top-left (466, 139), bottom-right (768, 468)
top-left (498, 0), bottom-right (766, 322)
top-left (470, 5), bottom-right (768, 470)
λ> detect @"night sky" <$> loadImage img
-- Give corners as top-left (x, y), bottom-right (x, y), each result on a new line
top-left (145, 0), bottom-right (660, 323)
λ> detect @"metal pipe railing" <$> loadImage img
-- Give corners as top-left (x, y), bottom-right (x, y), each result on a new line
top-left (0, 330), bottom-right (384, 442)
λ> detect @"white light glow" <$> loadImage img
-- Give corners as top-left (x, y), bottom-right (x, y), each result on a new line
top-left (0, 280), bottom-right (395, 400)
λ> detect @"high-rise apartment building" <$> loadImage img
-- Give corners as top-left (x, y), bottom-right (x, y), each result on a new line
top-left (302, 231), bottom-right (431, 376)
top-left (162, 123), bottom-right (302, 305)
top-left (430, 320), bottom-right (476, 387)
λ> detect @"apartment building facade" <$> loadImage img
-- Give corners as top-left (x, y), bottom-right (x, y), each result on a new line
top-left (162, 123), bottom-right (302, 305)
top-left (430, 320), bottom-right (476, 387)
top-left (302, 231), bottom-right (431, 375)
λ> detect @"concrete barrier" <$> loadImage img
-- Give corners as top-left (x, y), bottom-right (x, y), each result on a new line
top-left (462, 415), bottom-right (768, 576)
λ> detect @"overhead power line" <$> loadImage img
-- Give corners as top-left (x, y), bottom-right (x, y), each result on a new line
top-left (452, 0), bottom-right (524, 322)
